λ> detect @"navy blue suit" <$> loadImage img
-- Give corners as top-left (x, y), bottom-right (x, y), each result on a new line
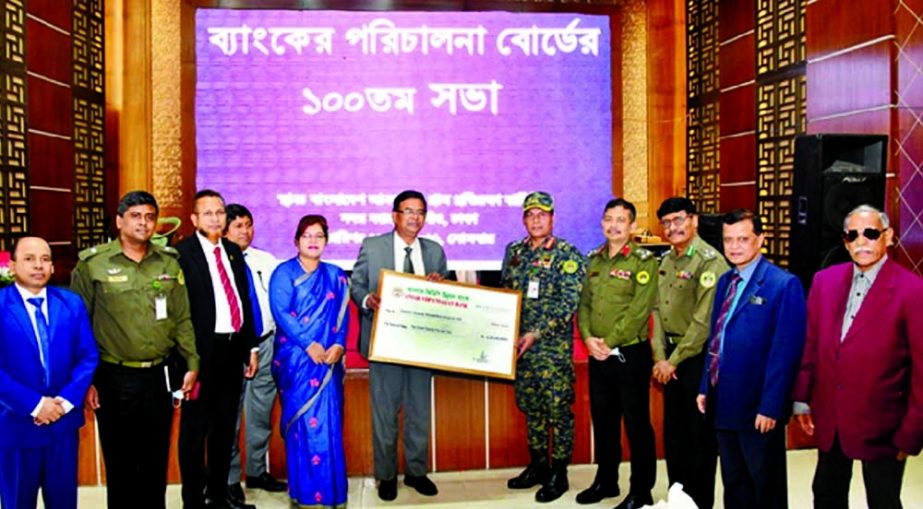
top-left (0, 284), bottom-right (98, 509)
top-left (699, 257), bottom-right (806, 509)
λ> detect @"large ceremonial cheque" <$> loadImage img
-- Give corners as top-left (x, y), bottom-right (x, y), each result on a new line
top-left (369, 270), bottom-right (521, 379)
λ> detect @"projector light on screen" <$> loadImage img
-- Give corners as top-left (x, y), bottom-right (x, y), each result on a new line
top-left (196, 9), bottom-right (612, 270)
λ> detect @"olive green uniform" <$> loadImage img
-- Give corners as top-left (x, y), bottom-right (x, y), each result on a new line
top-left (651, 235), bottom-right (727, 509)
top-left (70, 239), bottom-right (198, 507)
top-left (501, 236), bottom-right (586, 460)
top-left (577, 242), bottom-right (658, 494)
top-left (71, 240), bottom-right (198, 369)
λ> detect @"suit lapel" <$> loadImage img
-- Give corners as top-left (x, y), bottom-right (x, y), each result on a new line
top-left (189, 235), bottom-right (214, 289)
top-left (4, 288), bottom-right (42, 361)
top-left (843, 260), bottom-right (894, 342)
top-left (45, 288), bottom-right (63, 350)
top-left (728, 258), bottom-right (766, 323)
top-left (829, 266), bottom-right (852, 343)
top-left (383, 232), bottom-right (395, 271)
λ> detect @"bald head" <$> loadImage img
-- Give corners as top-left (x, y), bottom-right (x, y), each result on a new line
top-left (11, 236), bottom-right (53, 293)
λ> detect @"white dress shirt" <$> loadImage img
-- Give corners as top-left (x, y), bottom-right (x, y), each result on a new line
top-left (15, 283), bottom-right (74, 416)
top-left (196, 232), bottom-right (244, 334)
top-left (393, 231), bottom-right (424, 276)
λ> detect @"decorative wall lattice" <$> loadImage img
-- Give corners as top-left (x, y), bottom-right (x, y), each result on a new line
top-left (73, 0), bottom-right (106, 251)
top-left (686, 0), bottom-right (720, 213)
top-left (0, 0), bottom-right (28, 251)
top-left (755, 0), bottom-right (806, 267)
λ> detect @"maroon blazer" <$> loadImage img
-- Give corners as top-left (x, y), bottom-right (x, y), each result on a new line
top-left (792, 259), bottom-right (923, 461)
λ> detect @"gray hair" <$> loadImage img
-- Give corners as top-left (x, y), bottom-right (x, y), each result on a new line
top-left (843, 204), bottom-right (890, 230)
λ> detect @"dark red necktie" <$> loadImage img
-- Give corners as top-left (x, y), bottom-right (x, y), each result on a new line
top-left (214, 246), bottom-right (242, 332)
top-left (707, 273), bottom-right (742, 386)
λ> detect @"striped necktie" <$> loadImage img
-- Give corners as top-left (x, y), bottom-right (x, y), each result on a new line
top-left (706, 273), bottom-right (742, 387)
top-left (214, 246), bottom-right (242, 332)
top-left (27, 297), bottom-right (52, 385)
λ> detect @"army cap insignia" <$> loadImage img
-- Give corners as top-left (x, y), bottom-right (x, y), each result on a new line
top-left (107, 267), bottom-right (122, 275)
top-left (562, 260), bottom-right (579, 274)
top-left (636, 270), bottom-right (651, 285)
top-left (700, 271), bottom-right (716, 288)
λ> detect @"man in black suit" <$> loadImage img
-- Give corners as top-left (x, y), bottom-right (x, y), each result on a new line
top-left (176, 189), bottom-right (260, 509)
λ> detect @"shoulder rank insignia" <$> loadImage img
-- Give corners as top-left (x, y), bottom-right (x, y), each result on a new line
top-left (562, 259), bottom-right (579, 274)
top-left (636, 270), bottom-right (651, 285)
top-left (700, 248), bottom-right (718, 261)
top-left (177, 270), bottom-right (186, 286)
top-left (700, 271), bottom-right (717, 288)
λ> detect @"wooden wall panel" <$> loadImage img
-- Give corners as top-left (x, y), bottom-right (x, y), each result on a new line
top-left (719, 34), bottom-right (755, 88)
top-left (718, 0), bottom-right (754, 41)
top-left (647, 0), bottom-right (686, 205)
top-left (806, 0), bottom-right (892, 61)
top-left (28, 134), bottom-right (74, 188)
top-left (719, 85), bottom-right (756, 135)
top-left (29, 190), bottom-right (73, 240)
top-left (24, 20), bottom-right (71, 82)
top-left (719, 184), bottom-right (756, 211)
top-left (434, 375), bottom-right (487, 471)
top-left (805, 108), bottom-right (893, 135)
top-left (342, 371), bottom-right (375, 476)
top-left (719, 134), bottom-right (756, 184)
top-left (27, 77), bottom-right (73, 135)
top-left (806, 42), bottom-right (894, 120)
top-left (487, 378), bottom-right (529, 469)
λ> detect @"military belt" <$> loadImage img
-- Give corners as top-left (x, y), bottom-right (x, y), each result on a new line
top-left (99, 352), bottom-right (167, 368)
top-left (618, 336), bottom-right (646, 348)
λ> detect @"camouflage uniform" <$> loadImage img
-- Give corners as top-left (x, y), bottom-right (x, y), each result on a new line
top-left (501, 236), bottom-right (586, 460)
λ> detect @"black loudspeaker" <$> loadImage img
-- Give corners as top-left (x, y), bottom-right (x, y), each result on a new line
top-left (697, 213), bottom-right (726, 256)
top-left (790, 134), bottom-right (887, 290)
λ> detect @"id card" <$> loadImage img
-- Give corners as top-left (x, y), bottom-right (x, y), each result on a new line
top-left (527, 280), bottom-right (540, 299)
top-left (155, 295), bottom-right (168, 320)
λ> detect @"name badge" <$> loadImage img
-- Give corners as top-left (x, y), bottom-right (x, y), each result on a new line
top-left (155, 295), bottom-right (168, 320)
top-left (527, 280), bottom-right (540, 299)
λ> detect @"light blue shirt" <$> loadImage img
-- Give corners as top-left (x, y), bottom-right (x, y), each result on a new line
top-left (718, 255), bottom-right (762, 357)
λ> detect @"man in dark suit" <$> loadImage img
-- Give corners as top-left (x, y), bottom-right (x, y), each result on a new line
top-left (696, 209), bottom-right (806, 509)
top-left (792, 204), bottom-right (923, 509)
top-left (0, 236), bottom-right (98, 509)
top-left (176, 190), bottom-right (260, 509)
top-left (350, 190), bottom-right (448, 501)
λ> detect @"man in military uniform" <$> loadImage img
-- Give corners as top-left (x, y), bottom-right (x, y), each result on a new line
top-left (576, 198), bottom-right (658, 509)
top-left (651, 197), bottom-right (728, 509)
top-left (501, 191), bottom-right (586, 504)
top-left (71, 190), bottom-right (199, 509)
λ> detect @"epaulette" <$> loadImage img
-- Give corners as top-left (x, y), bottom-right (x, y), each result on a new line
top-left (699, 247), bottom-right (719, 261)
top-left (635, 247), bottom-right (654, 261)
top-left (78, 244), bottom-right (106, 261)
top-left (153, 243), bottom-right (180, 258)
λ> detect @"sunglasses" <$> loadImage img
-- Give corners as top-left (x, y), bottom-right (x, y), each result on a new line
top-left (842, 228), bottom-right (886, 242)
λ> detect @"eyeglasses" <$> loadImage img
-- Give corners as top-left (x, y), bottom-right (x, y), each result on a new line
top-left (196, 210), bottom-right (226, 219)
top-left (659, 214), bottom-right (689, 229)
top-left (843, 228), bottom-right (886, 242)
top-left (398, 209), bottom-right (426, 217)
top-left (301, 234), bottom-right (326, 241)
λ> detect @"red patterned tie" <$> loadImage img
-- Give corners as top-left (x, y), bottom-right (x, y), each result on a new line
top-left (706, 273), bottom-right (742, 386)
top-left (214, 246), bottom-right (242, 332)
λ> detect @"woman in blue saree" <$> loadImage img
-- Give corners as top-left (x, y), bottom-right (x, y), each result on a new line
top-left (269, 215), bottom-right (349, 508)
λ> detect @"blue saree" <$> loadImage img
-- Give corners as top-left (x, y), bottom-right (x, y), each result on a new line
top-left (269, 259), bottom-right (350, 508)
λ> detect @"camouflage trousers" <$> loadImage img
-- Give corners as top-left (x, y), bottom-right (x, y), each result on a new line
top-left (514, 351), bottom-right (576, 461)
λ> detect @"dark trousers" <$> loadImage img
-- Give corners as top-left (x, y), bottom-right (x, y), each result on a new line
top-left (716, 425), bottom-right (788, 509)
top-left (180, 338), bottom-right (244, 508)
top-left (813, 434), bottom-right (907, 509)
top-left (369, 360), bottom-right (431, 480)
top-left (588, 342), bottom-right (656, 496)
top-left (0, 429), bottom-right (78, 509)
top-left (95, 361), bottom-right (174, 509)
top-left (663, 352), bottom-right (717, 509)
